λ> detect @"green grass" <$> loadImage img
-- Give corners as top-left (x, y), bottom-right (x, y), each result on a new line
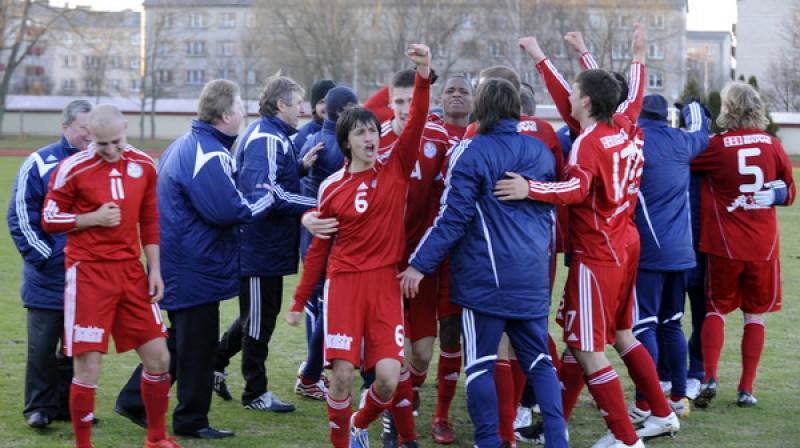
top-left (0, 136), bottom-right (174, 152)
top-left (0, 155), bottom-right (799, 447)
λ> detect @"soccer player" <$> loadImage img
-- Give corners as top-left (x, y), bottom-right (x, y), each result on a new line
top-left (690, 81), bottom-right (795, 408)
top-left (287, 43), bottom-right (432, 448)
top-left (41, 104), bottom-right (178, 448)
top-left (114, 79), bottom-right (275, 439)
top-left (399, 77), bottom-right (568, 448)
top-left (8, 100), bottom-right (92, 429)
top-left (628, 94), bottom-right (709, 421)
top-left (214, 74), bottom-right (316, 413)
top-left (498, 26), bottom-right (679, 447)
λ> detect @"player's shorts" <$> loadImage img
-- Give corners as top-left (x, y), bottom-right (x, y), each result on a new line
top-left (405, 270), bottom-right (438, 343)
top-left (705, 254), bottom-right (781, 315)
top-left (64, 259), bottom-right (167, 356)
top-left (556, 259), bottom-right (636, 352)
top-left (323, 267), bottom-right (405, 371)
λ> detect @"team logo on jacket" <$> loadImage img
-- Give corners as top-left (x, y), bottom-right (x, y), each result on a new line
top-left (424, 142), bottom-right (437, 159)
top-left (127, 162), bottom-right (143, 178)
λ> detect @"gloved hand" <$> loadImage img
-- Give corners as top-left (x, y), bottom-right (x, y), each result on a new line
top-left (753, 180), bottom-right (787, 206)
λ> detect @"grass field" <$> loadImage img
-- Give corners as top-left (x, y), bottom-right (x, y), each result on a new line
top-left (0, 154), bottom-right (798, 448)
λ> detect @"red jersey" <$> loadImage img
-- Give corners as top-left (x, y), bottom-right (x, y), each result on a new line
top-left (42, 144), bottom-right (159, 265)
top-left (379, 117), bottom-right (450, 246)
top-left (291, 72), bottom-right (431, 310)
top-left (527, 60), bottom-right (646, 266)
top-left (691, 128), bottom-right (795, 261)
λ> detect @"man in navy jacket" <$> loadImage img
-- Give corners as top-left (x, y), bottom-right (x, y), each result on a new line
top-left (115, 79), bottom-right (274, 439)
top-left (7, 100), bottom-right (93, 429)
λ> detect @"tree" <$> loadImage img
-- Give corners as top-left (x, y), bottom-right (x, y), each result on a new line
top-left (746, 75), bottom-right (780, 137)
top-left (762, 0), bottom-right (800, 112)
top-left (0, 0), bottom-right (72, 137)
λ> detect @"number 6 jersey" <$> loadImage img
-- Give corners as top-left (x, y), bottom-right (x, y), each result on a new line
top-left (691, 129), bottom-right (795, 261)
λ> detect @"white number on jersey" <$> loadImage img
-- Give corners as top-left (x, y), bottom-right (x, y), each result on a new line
top-left (737, 147), bottom-right (764, 193)
top-left (110, 178), bottom-right (125, 200)
top-left (612, 142), bottom-right (643, 201)
top-left (410, 160), bottom-right (422, 180)
top-left (354, 191), bottom-right (368, 213)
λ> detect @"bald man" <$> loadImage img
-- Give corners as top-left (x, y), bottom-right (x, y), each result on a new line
top-left (42, 105), bottom-right (181, 448)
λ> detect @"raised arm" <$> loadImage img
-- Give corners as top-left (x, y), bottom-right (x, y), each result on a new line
top-left (519, 36), bottom-right (581, 134)
top-left (393, 44), bottom-right (433, 177)
top-left (615, 24), bottom-right (647, 122)
top-left (564, 31), bottom-right (599, 69)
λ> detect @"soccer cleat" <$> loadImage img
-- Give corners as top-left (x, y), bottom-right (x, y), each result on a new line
top-left (516, 420), bottom-right (545, 444)
top-left (144, 436), bottom-right (184, 448)
top-left (737, 390), bottom-right (758, 407)
top-left (636, 411), bottom-right (680, 440)
top-left (669, 397), bottom-right (691, 418)
top-left (628, 404), bottom-right (652, 425)
top-left (591, 432), bottom-right (644, 448)
top-left (297, 360), bottom-right (307, 377)
top-left (350, 412), bottom-right (370, 448)
top-left (686, 378), bottom-right (702, 401)
top-left (401, 441), bottom-right (419, 448)
top-left (244, 391), bottom-right (296, 412)
top-left (514, 405), bottom-right (532, 430)
top-left (694, 377), bottom-right (718, 409)
top-left (213, 369), bottom-right (233, 401)
top-left (660, 380), bottom-right (672, 395)
top-left (431, 417), bottom-right (456, 444)
top-left (295, 378), bottom-right (328, 400)
top-left (381, 410), bottom-right (399, 448)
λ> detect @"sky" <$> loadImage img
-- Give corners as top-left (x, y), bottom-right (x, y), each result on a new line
top-left (56, 0), bottom-right (737, 32)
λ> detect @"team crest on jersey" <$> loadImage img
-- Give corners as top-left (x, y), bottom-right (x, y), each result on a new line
top-left (127, 162), bottom-right (143, 178)
top-left (423, 142), bottom-right (437, 159)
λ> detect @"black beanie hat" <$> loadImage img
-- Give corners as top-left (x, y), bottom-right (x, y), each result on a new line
top-left (311, 79), bottom-right (336, 107)
top-left (325, 86), bottom-right (358, 121)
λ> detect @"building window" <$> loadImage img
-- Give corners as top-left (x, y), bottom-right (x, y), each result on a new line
top-left (462, 13), bottom-right (474, 28)
top-left (84, 56), bottom-right (101, 69)
top-left (461, 41), bottom-right (478, 58)
top-left (130, 58), bottom-right (139, 69)
top-left (553, 41), bottom-right (567, 58)
top-left (189, 13), bottom-right (207, 28)
top-left (109, 56), bottom-right (122, 69)
top-left (617, 14), bottom-right (631, 29)
top-left (246, 69), bottom-right (258, 85)
top-left (220, 12), bottom-right (235, 28)
top-left (157, 42), bottom-right (171, 56)
top-left (63, 55), bottom-right (76, 68)
top-left (647, 43), bottom-right (664, 59)
top-left (62, 79), bottom-right (75, 92)
top-left (131, 79), bottom-right (141, 92)
top-left (187, 69), bottom-right (205, 85)
top-left (707, 45), bottom-right (717, 56)
top-left (217, 69), bottom-right (236, 80)
top-left (246, 13), bottom-right (257, 28)
top-left (157, 70), bottom-right (173, 84)
top-left (649, 14), bottom-right (665, 29)
top-left (648, 73), bottom-right (663, 89)
top-left (110, 79), bottom-right (121, 92)
top-left (219, 41), bottom-right (235, 57)
top-left (85, 79), bottom-right (100, 92)
top-left (158, 13), bottom-right (173, 28)
top-left (434, 44), bottom-right (448, 58)
top-left (612, 43), bottom-right (629, 60)
top-left (186, 40), bottom-right (206, 57)
top-left (64, 32), bottom-right (74, 45)
top-left (131, 33), bottom-right (140, 46)
top-left (589, 14), bottom-right (601, 29)
top-left (490, 41), bottom-right (504, 57)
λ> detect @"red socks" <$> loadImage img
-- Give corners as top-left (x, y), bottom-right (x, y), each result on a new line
top-left (355, 384), bottom-right (392, 429)
top-left (740, 318), bottom-right (765, 393)
top-left (70, 379), bottom-right (96, 448)
top-left (495, 360), bottom-right (516, 444)
top-left (326, 395), bottom-right (352, 448)
top-left (435, 346), bottom-right (461, 421)
top-left (586, 366), bottom-right (638, 446)
top-left (702, 313), bottom-right (726, 381)
top-left (408, 363), bottom-right (427, 411)
top-left (559, 353), bottom-right (584, 421)
top-left (390, 371), bottom-right (418, 445)
top-left (620, 342), bottom-right (671, 417)
top-left (510, 359), bottom-right (527, 409)
top-left (141, 371), bottom-right (171, 443)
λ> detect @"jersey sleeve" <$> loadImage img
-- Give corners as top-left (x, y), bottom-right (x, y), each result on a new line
top-left (579, 52), bottom-right (599, 69)
top-left (536, 58), bottom-right (581, 134)
top-left (41, 160), bottom-right (79, 234)
top-left (8, 154), bottom-right (55, 267)
top-left (526, 139), bottom-right (595, 205)
top-left (409, 139), bottom-right (481, 274)
top-left (390, 71), bottom-right (433, 177)
top-left (681, 102), bottom-right (710, 161)
top-left (772, 138), bottom-right (796, 206)
top-left (188, 151), bottom-right (274, 226)
top-left (364, 86), bottom-right (393, 124)
top-left (290, 235), bottom-right (333, 312)
top-left (139, 161), bottom-right (160, 246)
top-left (615, 62), bottom-right (646, 123)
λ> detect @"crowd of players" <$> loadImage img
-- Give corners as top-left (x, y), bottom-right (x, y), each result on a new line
top-left (7, 21), bottom-right (795, 448)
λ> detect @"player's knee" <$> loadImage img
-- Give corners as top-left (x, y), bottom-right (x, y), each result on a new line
top-left (374, 375), bottom-right (399, 399)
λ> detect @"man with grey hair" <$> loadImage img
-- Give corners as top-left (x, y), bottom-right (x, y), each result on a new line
top-left (213, 74), bottom-right (316, 412)
top-left (8, 99), bottom-right (93, 429)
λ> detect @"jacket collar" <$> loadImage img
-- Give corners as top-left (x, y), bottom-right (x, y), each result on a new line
top-left (59, 135), bottom-right (82, 154)
top-left (484, 118), bottom-right (519, 135)
top-left (264, 115), bottom-right (298, 136)
top-left (192, 120), bottom-right (238, 149)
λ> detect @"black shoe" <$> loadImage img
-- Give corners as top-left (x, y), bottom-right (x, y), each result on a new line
top-left (113, 405), bottom-right (147, 429)
top-left (27, 411), bottom-right (51, 429)
top-left (694, 377), bottom-right (718, 409)
top-left (380, 410), bottom-right (398, 448)
top-left (737, 389), bottom-right (758, 407)
top-left (176, 426), bottom-right (235, 439)
top-left (213, 370), bottom-right (233, 401)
